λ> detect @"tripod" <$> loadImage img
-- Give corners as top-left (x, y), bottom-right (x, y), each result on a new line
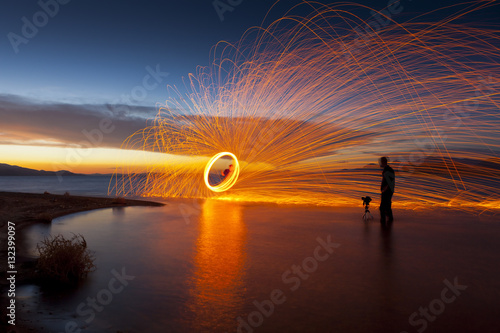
top-left (362, 203), bottom-right (373, 222)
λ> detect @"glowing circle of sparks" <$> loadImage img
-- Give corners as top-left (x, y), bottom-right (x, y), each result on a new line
top-left (204, 152), bottom-right (240, 192)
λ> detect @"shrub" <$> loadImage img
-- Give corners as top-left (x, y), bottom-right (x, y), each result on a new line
top-left (36, 234), bottom-right (96, 284)
top-left (112, 197), bottom-right (126, 204)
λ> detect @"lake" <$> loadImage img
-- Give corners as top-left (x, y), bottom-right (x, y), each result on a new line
top-left (0, 175), bottom-right (112, 197)
top-left (17, 198), bottom-right (500, 333)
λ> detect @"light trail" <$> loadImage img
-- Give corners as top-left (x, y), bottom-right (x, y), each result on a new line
top-left (204, 152), bottom-right (240, 192)
top-left (109, 2), bottom-right (500, 212)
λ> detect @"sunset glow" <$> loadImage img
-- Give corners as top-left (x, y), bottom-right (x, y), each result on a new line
top-left (0, 144), bottom-right (196, 174)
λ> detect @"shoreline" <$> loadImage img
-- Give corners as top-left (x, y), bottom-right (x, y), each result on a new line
top-left (0, 191), bottom-right (164, 225)
top-left (0, 191), bottom-right (164, 330)
top-left (0, 190), bottom-right (165, 269)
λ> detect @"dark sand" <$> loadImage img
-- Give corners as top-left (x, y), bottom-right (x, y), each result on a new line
top-left (0, 191), bottom-right (163, 332)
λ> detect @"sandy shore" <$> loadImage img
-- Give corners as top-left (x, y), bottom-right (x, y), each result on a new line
top-left (0, 191), bottom-right (164, 331)
top-left (0, 191), bottom-right (163, 225)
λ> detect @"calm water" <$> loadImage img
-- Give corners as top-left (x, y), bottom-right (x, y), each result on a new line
top-left (0, 176), bottom-right (112, 196)
top-left (18, 200), bottom-right (500, 332)
top-left (0, 174), bottom-right (225, 197)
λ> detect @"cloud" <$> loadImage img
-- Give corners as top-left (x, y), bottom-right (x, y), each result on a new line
top-left (0, 94), bottom-right (158, 149)
top-left (0, 94), bottom-right (378, 164)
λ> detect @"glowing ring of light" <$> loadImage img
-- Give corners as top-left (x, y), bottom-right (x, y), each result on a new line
top-left (204, 152), bottom-right (240, 192)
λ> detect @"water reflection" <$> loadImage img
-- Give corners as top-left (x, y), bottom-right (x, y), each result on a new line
top-left (378, 221), bottom-right (396, 330)
top-left (186, 199), bottom-right (247, 331)
top-left (380, 221), bottom-right (393, 262)
top-left (112, 206), bottom-right (125, 216)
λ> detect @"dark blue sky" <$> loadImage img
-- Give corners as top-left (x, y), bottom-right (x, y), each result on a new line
top-left (1, 0), bottom-right (498, 106)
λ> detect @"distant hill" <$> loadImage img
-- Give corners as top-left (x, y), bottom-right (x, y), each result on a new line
top-left (0, 163), bottom-right (83, 176)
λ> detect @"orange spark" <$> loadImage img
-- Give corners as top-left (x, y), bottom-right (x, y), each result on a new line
top-left (109, 2), bottom-right (500, 212)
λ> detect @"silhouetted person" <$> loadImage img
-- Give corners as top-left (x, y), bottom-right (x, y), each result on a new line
top-left (221, 164), bottom-right (234, 180)
top-left (379, 156), bottom-right (395, 223)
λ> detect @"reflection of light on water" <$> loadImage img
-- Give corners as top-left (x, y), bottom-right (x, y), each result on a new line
top-left (16, 284), bottom-right (40, 300)
top-left (186, 200), bottom-right (246, 331)
top-left (23, 223), bottom-right (52, 258)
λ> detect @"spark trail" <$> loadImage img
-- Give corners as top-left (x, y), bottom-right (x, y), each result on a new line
top-left (110, 1), bottom-right (500, 211)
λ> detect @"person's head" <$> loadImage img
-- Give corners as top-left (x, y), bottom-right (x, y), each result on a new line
top-left (379, 156), bottom-right (388, 168)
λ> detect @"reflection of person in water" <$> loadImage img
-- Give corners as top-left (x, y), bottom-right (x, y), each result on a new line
top-left (221, 164), bottom-right (234, 180)
top-left (379, 156), bottom-right (395, 223)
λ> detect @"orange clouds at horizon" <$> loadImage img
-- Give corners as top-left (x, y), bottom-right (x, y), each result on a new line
top-left (0, 144), bottom-right (201, 174)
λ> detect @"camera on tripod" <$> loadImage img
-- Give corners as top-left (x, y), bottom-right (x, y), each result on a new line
top-left (362, 196), bottom-right (372, 208)
top-left (361, 196), bottom-right (373, 221)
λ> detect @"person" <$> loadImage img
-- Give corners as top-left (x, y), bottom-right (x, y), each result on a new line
top-left (379, 156), bottom-right (395, 223)
top-left (221, 164), bottom-right (234, 180)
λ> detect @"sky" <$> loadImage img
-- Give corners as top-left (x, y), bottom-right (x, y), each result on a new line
top-left (0, 0), bottom-right (498, 173)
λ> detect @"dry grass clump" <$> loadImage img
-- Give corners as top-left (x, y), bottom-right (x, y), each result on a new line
top-left (112, 197), bottom-right (126, 204)
top-left (36, 233), bottom-right (96, 284)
